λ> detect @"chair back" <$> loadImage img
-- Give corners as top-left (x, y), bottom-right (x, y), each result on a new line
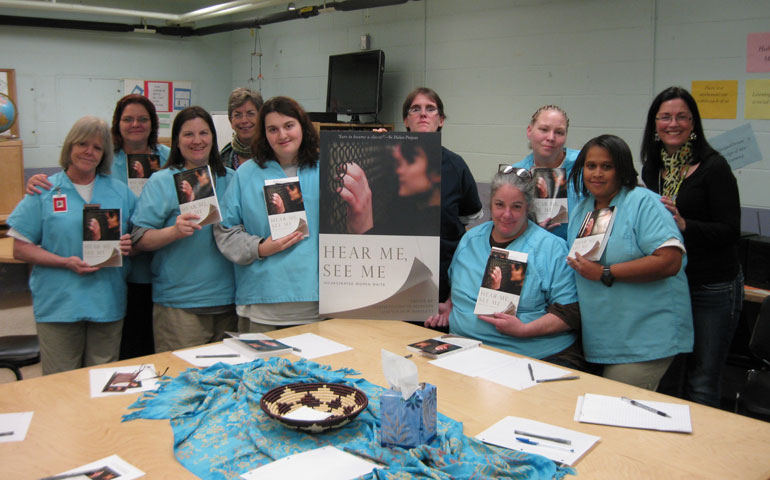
top-left (750, 296), bottom-right (770, 366)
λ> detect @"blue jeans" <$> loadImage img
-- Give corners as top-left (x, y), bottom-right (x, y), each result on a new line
top-left (686, 269), bottom-right (744, 407)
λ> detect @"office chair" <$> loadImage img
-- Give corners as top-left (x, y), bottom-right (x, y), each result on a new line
top-left (735, 296), bottom-right (770, 421)
top-left (0, 335), bottom-right (40, 381)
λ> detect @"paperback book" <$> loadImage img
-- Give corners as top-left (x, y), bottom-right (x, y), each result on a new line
top-left (82, 207), bottom-right (122, 267)
top-left (407, 335), bottom-right (482, 359)
top-left (531, 167), bottom-right (568, 225)
top-left (567, 206), bottom-right (616, 261)
top-left (318, 131), bottom-right (441, 321)
top-left (126, 153), bottom-right (161, 196)
top-left (222, 332), bottom-right (295, 360)
top-left (474, 247), bottom-right (528, 316)
top-left (263, 176), bottom-right (309, 239)
top-left (173, 165), bottom-right (222, 226)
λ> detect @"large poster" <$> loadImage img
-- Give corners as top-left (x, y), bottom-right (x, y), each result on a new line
top-left (319, 131), bottom-right (441, 320)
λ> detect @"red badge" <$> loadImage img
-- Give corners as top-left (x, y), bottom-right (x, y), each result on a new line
top-left (53, 194), bottom-right (67, 213)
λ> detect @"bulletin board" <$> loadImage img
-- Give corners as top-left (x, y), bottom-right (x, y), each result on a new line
top-left (123, 78), bottom-right (193, 138)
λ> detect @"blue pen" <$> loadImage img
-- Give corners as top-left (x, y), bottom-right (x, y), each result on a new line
top-left (516, 437), bottom-right (574, 452)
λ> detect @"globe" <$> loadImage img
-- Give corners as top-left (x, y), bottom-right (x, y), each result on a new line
top-left (0, 92), bottom-right (18, 134)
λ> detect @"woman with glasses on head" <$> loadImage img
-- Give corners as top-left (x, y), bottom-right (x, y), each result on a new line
top-left (567, 134), bottom-right (693, 390)
top-left (220, 88), bottom-right (264, 170)
top-left (425, 166), bottom-right (583, 369)
top-left (509, 105), bottom-right (579, 240)
top-left (25, 94), bottom-right (171, 359)
top-left (131, 106), bottom-right (236, 353)
top-left (8, 117), bottom-right (134, 374)
top-left (640, 87), bottom-right (742, 406)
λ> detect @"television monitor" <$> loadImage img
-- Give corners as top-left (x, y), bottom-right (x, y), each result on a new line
top-left (326, 50), bottom-right (385, 123)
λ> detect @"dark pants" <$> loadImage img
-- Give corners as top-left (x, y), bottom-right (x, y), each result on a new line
top-left (119, 282), bottom-right (155, 360)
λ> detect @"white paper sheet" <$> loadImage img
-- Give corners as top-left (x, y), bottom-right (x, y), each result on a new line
top-left (0, 411), bottom-right (33, 443)
top-left (173, 343), bottom-right (251, 367)
top-left (575, 393), bottom-right (692, 433)
top-left (43, 454), bottom-right (144, 480)
top-left (240, 446), bottom-right (379, 480)
top-left (278, 333), bottom-right (352, 359)
top-left (476, 416), bottom-right (600, 466)
top-left (430, 348), bottom-right (571, 391)
top-left (88, 364), bottom-right (160, 398)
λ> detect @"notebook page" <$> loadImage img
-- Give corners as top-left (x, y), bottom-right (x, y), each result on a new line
top-left (576, 393), bottom-right (692, 433)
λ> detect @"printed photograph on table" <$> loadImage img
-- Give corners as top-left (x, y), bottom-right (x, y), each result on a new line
top-left (172, 165), bottom-right (222, 226)
top-left (318, 131), bottom-right (441, 321)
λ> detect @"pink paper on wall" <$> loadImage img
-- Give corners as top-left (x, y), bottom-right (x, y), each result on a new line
top-left (747, 32), bottom-right (770, 73)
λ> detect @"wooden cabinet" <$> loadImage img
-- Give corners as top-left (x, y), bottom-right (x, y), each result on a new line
top-left (0, 139), bottom-right (24, 225)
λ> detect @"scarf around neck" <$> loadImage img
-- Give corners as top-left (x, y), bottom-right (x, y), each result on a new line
top-left (660, 141), bottom-right (693, 199)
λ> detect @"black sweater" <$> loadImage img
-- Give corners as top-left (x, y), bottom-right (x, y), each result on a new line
top-left (641, 149), bottom-right (740, 286)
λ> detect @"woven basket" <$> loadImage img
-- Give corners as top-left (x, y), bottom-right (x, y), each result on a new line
top-left (260, 382), bottom-right (368, 433)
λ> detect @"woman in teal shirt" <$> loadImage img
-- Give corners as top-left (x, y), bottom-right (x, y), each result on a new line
top-left (566, 134), bottom-right (693, 390)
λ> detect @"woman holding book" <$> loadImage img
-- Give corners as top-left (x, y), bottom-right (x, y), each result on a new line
top-left (425, 167), bottom-right (582, 369)
top-left (640, 87), bottom-right (742, 407)
top-left (566, 134), bottom-right (693, 390)
top-left (26, 94), bottom-right (171, 359)
top-left (131, 106), bottom-right (236, 352)
top-left (220, 88), bottom-right (264, 170)
top-left (8, 116), bottom-right (134, 374)
top-left (509, 105), bottom-right (580, 240)
top-left (216, 96), bottom-right (321, 333)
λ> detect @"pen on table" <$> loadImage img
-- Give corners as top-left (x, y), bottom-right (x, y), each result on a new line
top-left (621, 396), bottom-right (671, 418)
top-left (404, 354), bottom-right (413, 359)
top-left (195, 354), bottom-right (240, 358)
top-left (536, 375), bottom-right (580, 383)
top-left (516, 437), bottom-right (574, 452)
top-left (514, 430), bottom-right (572, 445)
top-left (0, 431), bottom-right (14, 436)
top-left (527, 363), bottom-right (535, 381)
top-left (342, 447), bottom-right (389, 467)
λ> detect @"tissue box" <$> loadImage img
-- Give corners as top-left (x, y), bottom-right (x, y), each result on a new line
top-left (380, 382), bottom-right (437, 448)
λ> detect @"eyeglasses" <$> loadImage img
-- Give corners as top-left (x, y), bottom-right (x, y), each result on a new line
top-left (498, 165), bottom-right (532, 180)
top-left (120, 116), bottom-right (151, 124)
top-left (407, 105), bottom-right (439, 116)
top-left (655, 114), bottom-right (692, 124)
top-left (232, 111), bottom-right (258, 120)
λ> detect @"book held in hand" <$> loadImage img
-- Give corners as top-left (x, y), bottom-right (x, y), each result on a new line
top-left (173, 165), bottom-right (222, 226)
top-left (222, 332), bottom-right (295, 360)
top-left (567, 206), bottom-right (616, 261)
top-left (126, 153), bottom-right (161, 196)
top-left (82, 207), bottom-right (122, 267)
top-left (474, 247), bottom-right (528, 316)
top-left (531, 167), bottom-right (568, 226)
top-left (407, 335), bottom-right (482, 359)
top-left (263, 176), bottom-right (309, 239)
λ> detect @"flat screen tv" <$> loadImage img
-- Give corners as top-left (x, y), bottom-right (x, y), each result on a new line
top-left (326, 50), bottom-right (385, 123)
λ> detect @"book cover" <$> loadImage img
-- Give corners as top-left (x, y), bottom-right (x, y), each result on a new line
top-left (82, 207), bottom-right (122, 267)
top-left (222, 332), bottom-right (295, 359)
top-left (263, 176), bottom-right (309, 239)
top-left (407, 335), bottom-right (482, 359)
top-left (318, 131), bottom-right (441, 321)
top-left (474, 247), bottom-right (528, 316)
top-left (531, 167), bottom-right (568, 225)
top-left (126, 153), bottom-right (161, 196)
top-left (567, 206), bottom-right (616, 261)
top-left (173, 165), bottom-right (222, 226)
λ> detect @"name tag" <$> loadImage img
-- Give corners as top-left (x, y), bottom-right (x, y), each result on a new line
top-left (53, 194), bottom-right (67, 213)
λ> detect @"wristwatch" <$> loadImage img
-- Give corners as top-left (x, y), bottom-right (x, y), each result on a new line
top-left (600, 266), bottom-right (615, 287)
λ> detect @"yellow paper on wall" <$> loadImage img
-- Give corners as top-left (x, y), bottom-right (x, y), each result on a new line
top-left (691, 80), bottom-right (738, 119)
top-left (745, 79), bottom-right (770, 119)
